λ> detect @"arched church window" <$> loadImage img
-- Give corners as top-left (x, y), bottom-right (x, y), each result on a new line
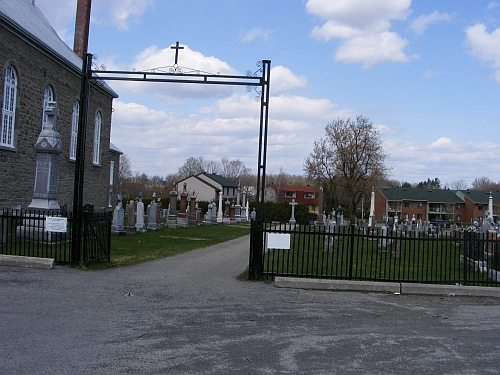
top-left (70, 100), bottom-right (79, 160)
top-left (1, 65), bottom-right (17, 148)
top-left (93, 111), bottom-right (102, 165)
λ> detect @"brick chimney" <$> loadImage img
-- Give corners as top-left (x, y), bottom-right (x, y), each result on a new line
top-left (73, 0), bottom-right (92, 59)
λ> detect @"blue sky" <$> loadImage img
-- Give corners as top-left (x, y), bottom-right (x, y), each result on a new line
top-left (37, 0), bottom-right (500, 188)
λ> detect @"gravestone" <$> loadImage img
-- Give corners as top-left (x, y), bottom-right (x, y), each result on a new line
top-left (135, 193), bottom-right (146, 232)
top-left (223, 199), bottom-right (231, 224)
top-left (126, 199), bottom-right (136, 234)
top-left (217, 193), bottom-right (223, 223)
top-left (289, 199), bottom-right (297, 225)
top-left (167, 190), bottom-right (178, 229)
top-left (147, 193), bottom-right (158, 230)
top-left (156, 198), bottom-right (163, 229)
top-left (378, 225), bottom-right (387, 251)
top-left (111, 194), bottom-right (126, 235)
top-left (177, 183), bottom-right (188, 228)
top-left (188, 192), bottom-right (197, 226)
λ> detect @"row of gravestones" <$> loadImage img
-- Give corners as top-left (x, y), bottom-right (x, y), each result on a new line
top-left (111, 191), bottom-right (251, 235)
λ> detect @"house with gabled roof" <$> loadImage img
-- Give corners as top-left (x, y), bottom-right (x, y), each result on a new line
top-left (175, 173), bottom-right (239, 202)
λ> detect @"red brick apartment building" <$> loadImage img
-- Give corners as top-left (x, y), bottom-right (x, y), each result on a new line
top-left (276, 185), bottom-right (319, 213)
top-left (375, 187), bottom-right (500, 224)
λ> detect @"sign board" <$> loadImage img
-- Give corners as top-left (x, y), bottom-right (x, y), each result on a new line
top-left (267, 233), bottom-right (291, 250)
top-left (45, 217), bottom-right (68, 233)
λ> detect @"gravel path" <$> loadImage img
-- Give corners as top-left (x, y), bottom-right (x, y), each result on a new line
top-left (1, 234), bottom-right (500, 374)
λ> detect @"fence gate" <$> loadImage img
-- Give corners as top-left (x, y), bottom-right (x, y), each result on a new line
top-left (72, 46), bottom-right (271, 266)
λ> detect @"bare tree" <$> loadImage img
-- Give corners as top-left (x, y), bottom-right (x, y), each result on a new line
top-left (304, 115), bottom-right (389, 219)
top-left (471, 176), bottom-right (496, 191)
top-left (219, 158), bottom-right (251, 183)
top-left (118, 153), bottom-right (132, 181)
top-left (445, 179), bottom-right (468, 190)
top-left (176, 157), bottom-right (206, 179)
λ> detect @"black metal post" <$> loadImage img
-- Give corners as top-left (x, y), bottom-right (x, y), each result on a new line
top-left (71, 53), bottom-right (92, 263)
top-left (249, 60), bottom-right (271, 280)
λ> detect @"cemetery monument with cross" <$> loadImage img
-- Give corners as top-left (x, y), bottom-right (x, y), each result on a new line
top-left (71, 6), bottom-right (271, 269)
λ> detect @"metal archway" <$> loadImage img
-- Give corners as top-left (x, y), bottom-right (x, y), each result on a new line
top-left (71, 48), bottom-right (270, 278)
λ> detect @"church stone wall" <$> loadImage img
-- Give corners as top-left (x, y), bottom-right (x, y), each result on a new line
top-left (0, 23), bottom-right (117, 211)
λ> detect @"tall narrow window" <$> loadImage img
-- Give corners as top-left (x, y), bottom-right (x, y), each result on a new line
top-left (1, 66), bottom-right (17, 147)
top-left (110, 161), bottom-right (114, 185)
top-left (93, 111), bottom-right (102, 165)
top-left (70, 100), bottom-right (79, 160)
top-left (42, 86), bottom-right (54, 129)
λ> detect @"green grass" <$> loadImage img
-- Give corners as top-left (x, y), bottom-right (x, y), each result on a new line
top-left (83, 223), bottom-right (250, 270)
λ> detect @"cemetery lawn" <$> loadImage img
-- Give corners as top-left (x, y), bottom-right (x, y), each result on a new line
top-left (83, 224), bottom-right (250, 270)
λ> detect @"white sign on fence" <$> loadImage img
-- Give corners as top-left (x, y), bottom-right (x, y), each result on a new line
top-left (267, 233), bottom-right (291, 250)
top-left (45, 217), bottom-right (68, 233)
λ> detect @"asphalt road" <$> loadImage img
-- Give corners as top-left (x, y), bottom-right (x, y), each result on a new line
top-left (1, 235), bottom-right (500, 374)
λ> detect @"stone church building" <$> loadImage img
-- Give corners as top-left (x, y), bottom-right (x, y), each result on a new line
top-left (0, 0), bottom-right (121, 211)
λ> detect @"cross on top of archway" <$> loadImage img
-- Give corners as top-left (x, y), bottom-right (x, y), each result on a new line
top-left (171, 41), bottom-right (184, 66)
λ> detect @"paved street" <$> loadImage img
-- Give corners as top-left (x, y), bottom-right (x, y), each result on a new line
top-left (1, 235), bottom-right (500, 374)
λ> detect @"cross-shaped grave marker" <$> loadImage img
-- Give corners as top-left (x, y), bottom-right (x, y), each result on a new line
top-left (171, 41), bottom-right (184, 65)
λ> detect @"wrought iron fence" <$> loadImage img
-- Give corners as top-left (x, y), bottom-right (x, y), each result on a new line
top-left (252, 222), bottom-right (500, 286)
top-left (0, 208), bottom-right (111, 264)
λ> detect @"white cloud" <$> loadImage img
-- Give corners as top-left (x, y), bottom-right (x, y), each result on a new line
top-left (270, 66), bottom-right (308, 94)
top-left (35, 0), bottom-right (153, 34)
top-left (422, 70), bottom-right (438, 79)
top-left (464, 23), bottom-right (500, 83)
top-left (410, 11), bottom-right (455, 35)
top-left (91, 0), bottom-right (153, 30)
top-left (487, 2), bottom-right (499, 10)
top-left (241, 27), bottom-right (273, 43)
top-left (306, 0), bottom-right (412, 67)
top-left (384, 136), bottom-right (500, 186)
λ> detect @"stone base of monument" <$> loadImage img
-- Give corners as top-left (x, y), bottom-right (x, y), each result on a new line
top-left (16, 215), bottom-right (66, 243)
top-left (176, 217), bottom-right (188, 228)
top-left (126, 226), bottom-right (136, 234)
top-left (16, 226), bottom-right (66, 243)
top-left (460, 255), bottom-right (488, 273)
top-left (223, 218), bottom-right (231, 225)
top-left (188, 215), bottom-right (198, 227)
top-left (167, 216), bottom-right (178, 229)
top-left (111, 225), bottom-right (126, 236)
top-left (147, 223), bottom-right (158, 231)
top-left (135, 224), bottom-right (146, 233)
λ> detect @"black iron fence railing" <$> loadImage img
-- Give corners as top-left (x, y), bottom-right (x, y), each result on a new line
top-left (252, 222), bottom-right (500, 286)
top-left (0, 208), bottom-right (111, 264)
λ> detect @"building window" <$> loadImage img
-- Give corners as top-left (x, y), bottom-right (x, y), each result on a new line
top-left (70, 100), bottom-right (79, 160)
top-left (456, 203), bottom-right (461, 210)
top-left (417, 214), bottom-right (422, 220)
top-left (478, 205), bottom-right (483, 211)
top-left (42, 85), bottom-right (54, 129)
top-left (110, 161), bottom-right (114, 186)
top-left (285, 191), bottom-right (296, 198)
top-left (304, 192), bottom-right (315, 199)
top-left (456, 215), bottom-right (461, 222)
top-left (93, 111), bottom-right (102, 165)
top-left (404, 213), bottom-right (409, 219)
top-left (1, 66), bottom-right (17, 148)
top-left (417, 202), bottom-right (423, 208)
top-left (404, 202), bottom-right (409, 208)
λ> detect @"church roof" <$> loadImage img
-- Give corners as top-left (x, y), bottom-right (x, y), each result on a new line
top-left (0, 0), bottom-right (118, 98)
